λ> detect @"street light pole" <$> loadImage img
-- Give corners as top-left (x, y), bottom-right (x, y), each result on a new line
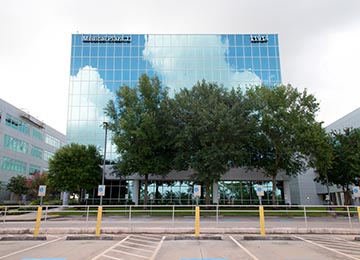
top-left (100, 122), bottom-right (108, 206)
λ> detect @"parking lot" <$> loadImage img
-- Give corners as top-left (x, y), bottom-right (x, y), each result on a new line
top-left (1, 234), bottom-right (360, 260)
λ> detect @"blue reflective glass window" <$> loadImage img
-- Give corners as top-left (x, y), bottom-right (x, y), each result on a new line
top-left (244, 47), bottom-right (252, 57)
top-left (99, 47), bottom-right (106, 56)
top-left (236, 47), bottom-right (244, 57)
top-left (82, 46), bottom-right (90, 56)
top-left (131, 70), bottom-right (139, 81)
top-left (261, 58), bottom-right (269, 69)
top-left (115, 58), bottom-right (122, 69)
top-left (139, 35), bottom-right (146, 47)
top-left (82, 56), bottom-right (90, 67)
top-left (91, 46), bottom-right (98, 56)
top-left (74, 35), bottom-right (83, 45)
top-left (105, 71), bottom-right (114, 81)
top-left (98, 58), bottom-right (106, 69)
top-left (261, 70), bottom-right (270, 82)
top-left (235, 35), bottom-right (244, 46)
top-left (90, 57), bottom-right (98, 68)
top-left (268, 47), bottom-right (276, 57)
top-left (122, 58), bottom-right (131, 69)
top-left (74, 47), bottom-right (82, 56)
top-left (123, 70), bottom-right (130, 81)
top-left (245, 58), bottom-right (252, 69)
top-left (71, 58), bottom-right (82, 74)
top-left (252, 47), bottom-right (260, 57)
top-left (107, 47), bottom-right (115, 56)
top-left (228, 35), bottom-right (236, 47)
top-left (139, 60), bottom-right (147, 70)
top-left (131, 60), bottom-right (139, 71)
top-left (229, 57), bottom-right (236, 70)
top-left (269, 58), bottom-right (277, 70)
top-left (260, 47), bottom-right (268, 56)
top-left (106, 58), bottom-right (114, 70)
top-left (114, 72), bottom-right (121, 82)
top-left (237, 58), bottom-right (245, 70)
top-left (131, 46), bottom-right (139, 56)
top-left (243, 35), bottom-right (251, 45)
top-left (115, 46), bottom-right (123, 56)
top-left (253, 58), bottom-right (261, 70)
top-left (123, 46), bottom-right (130, 57)
top-left (130, 34), bottom-right (139, 46)
top-left (267, 35), bottom-right (275, 45)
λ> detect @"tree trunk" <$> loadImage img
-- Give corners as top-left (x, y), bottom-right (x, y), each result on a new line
top-left (143, 174), bottom-right (149, 207)
top-left (205, 183), bottom-right (211, 206)
top-left (343, 187), bottom-right (353, 205)
top-left (272, 175), bottom-right (277, 205)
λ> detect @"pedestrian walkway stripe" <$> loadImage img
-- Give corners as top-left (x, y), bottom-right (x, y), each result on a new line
top-left (180, 259), bottom-right (229, 260)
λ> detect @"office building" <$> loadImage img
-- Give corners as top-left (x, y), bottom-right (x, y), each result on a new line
top-left (68, 34), bottom-right (286, 205)
top-left (0, 99), bottom-right (66, 201)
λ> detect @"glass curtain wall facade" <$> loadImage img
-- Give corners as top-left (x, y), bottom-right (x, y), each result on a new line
top-left (68, 34), bottom-right (282, 204)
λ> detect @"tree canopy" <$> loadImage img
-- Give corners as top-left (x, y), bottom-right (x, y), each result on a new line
top-left (48, 143), bottom-right (102, 198)
top-left (169, 80), bottom-right (253, 204)
top-left (245, 85), bottom-right (322, 204)
top-left (105, 74), bottom-right (174, 205)
top-left (6, 175), bottom-right (28, 200)
top-left (314, 128), bottom-right (360, 205)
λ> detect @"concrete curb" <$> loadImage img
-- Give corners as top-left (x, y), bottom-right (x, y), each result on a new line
top-left (243, 235), bottom-right (298, 240)
top-left (0, 236), bottom-right (46, 241)
top-left (1, 227), bottom-right (360, 235)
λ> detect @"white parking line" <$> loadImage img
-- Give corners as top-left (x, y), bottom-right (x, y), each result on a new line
top-left (229, 236), bottom-right (260, 260)
top-left (294, 235), bottom-right (360, 260)
top-left (0, 236), bottom-right (66, 259)
top-left (149, 236), bottom-right (165, 260)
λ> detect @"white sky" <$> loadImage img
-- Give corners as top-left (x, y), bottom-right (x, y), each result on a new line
top-left (1, 0), bottom-right (359, 134)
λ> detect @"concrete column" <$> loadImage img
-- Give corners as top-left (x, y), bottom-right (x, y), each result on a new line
top-left (62, 191), bottom-right (69, 206)
top-left (283, 181), bottom-right (291, 205)
top-left (132, 180), bottom-right (139, 205)
top-left (212, 182), bottom-right (219, 204)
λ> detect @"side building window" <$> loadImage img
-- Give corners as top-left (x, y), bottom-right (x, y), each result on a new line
top-left (30, 145), bottom-right (43, 159)
top-left (29, 164), bottom-right (41, 175)
top-left (45, 134), bottom-right (60, 149)
top-left (3, 135), bottom-right (29, 154)
top-left (44, 150), bottom-right (54, 161)
top-left (32, 128), bottom-right (43, 141)
top-left (5, 114), bottom-right (30, 135)
top-left (1, 157), bottom-right (27, 174)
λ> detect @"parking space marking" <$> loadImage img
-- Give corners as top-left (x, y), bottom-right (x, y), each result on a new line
top-left (91, 235), bottom-right (165, 260)
top-left (91, 235), bottom-right (130, 260)
top-left (0, 236), bottom-right (66, 260)
top-left (294, 235), bottom-right (359, 260)
top-left (229, 236), bottom-right (260, 260)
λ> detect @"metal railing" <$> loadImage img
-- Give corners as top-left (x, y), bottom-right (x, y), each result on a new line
top-left (1, 204), bottom-right (360, 230)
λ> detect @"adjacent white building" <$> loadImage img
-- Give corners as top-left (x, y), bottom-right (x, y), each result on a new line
top-left (0, 99), bottom-right (66, 201)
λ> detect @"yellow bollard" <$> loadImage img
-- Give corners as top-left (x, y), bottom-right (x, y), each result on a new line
top-left (259, 206), bottom-right (266, 236)
top-left (34, 206), bottom-right (42, 237)
top-left (195, 206), bottom-right (200, 236)
top-left (96, 206), bottom-right (103, 236)
top-left (357, 207), bottom-right (360, 221)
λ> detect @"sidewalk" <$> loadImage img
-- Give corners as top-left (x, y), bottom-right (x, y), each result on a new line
top-left (1, 214), bottom-right (360, 235)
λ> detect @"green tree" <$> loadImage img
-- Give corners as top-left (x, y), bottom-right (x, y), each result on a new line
top-left (309, 129), bottom-right (334, 203)
top-left (26, 172), bottom-right (56, 200)
top-left (105, 74), bottom-right (174, 206)
top-left (322, 128), bottom-right (360, 205)
top-left (245, 85), bottom-right (322, 205)
top-left (48, 143), bottom-right (102, 200)
top-left (6, 175), bottom-right (28, 201)
top-left (170, 80), bottom-right (252, 205)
